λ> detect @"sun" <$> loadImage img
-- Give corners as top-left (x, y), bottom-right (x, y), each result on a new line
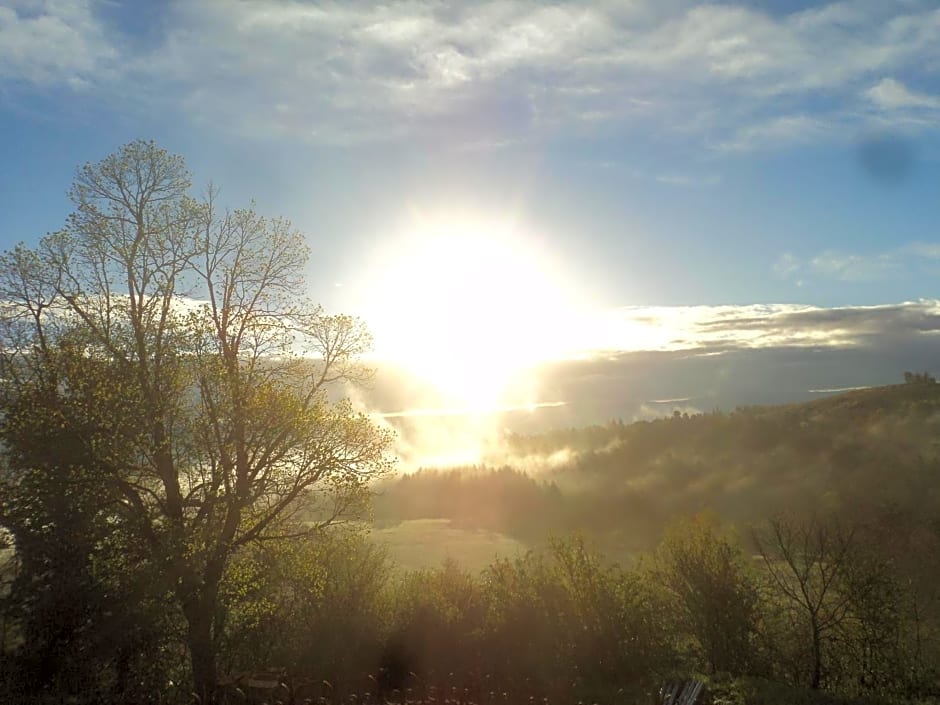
top-left (358, 213), bottom-right (587, 411)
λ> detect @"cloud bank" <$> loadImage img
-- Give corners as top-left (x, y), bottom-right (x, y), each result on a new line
top-left (366, 299), bottom-right (940, 467)
top-left (4, 0), bottom-right (940, 147)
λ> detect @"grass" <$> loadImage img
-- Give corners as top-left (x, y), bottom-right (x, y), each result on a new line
top-left (370, 519), bottom-right (528, 571)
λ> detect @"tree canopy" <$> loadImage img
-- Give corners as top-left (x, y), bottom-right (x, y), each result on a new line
top-left (0, 140), bottom-right (393, 700)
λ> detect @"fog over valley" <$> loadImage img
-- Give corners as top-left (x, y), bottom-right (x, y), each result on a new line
top-left (365, 300), bottom-right (940, 467)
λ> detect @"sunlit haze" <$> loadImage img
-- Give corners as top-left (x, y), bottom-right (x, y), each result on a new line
top-left (2, 0), bottom-right (940, 470)
top-left (355, 211), bottom-right (595, 411)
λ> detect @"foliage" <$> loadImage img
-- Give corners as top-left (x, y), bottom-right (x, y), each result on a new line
top-left (479, 536), bottom-right (675, 702)
top-left (903, 371), bottom-right (936, 385)
top-left (651, 514), bottom-right (759, 676)
top-left (0, 141), bottom-right (393, 700)
top-left (752, 513), bottom-right (937, 699)
top-left (219, 528), bottom-right (390, 691)
top-left (0, 343), bottom-right (183, 702)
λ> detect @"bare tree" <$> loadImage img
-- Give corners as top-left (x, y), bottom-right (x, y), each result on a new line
top-left (753, 515), bottom-right (857, 690)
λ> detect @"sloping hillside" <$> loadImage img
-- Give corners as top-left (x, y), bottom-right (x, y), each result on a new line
top-left (375, 381), bottom-right (940, 553)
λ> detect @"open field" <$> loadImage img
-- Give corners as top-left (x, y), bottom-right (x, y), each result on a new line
top-left (370, 519), bottom-right (528, 571)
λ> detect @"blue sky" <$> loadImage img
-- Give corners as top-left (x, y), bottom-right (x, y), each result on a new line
top-left (2, 0), bottom-right (940, 313)
top-left (5, 0), bottom-right (940, 462)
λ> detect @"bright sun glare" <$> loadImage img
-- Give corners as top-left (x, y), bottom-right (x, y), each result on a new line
top-left (361, 213), bottom-right (589, 411)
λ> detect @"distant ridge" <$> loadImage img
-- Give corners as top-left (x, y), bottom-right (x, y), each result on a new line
top-left (376, 380), bottom-right (940, 554)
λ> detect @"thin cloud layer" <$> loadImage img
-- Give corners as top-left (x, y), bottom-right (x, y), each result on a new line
top-left (0, 0), bottom-right (115, 88)
top-left (775, 242), bottom-right (940, 284)
top-left (4, 1), bottom-right (940, 147)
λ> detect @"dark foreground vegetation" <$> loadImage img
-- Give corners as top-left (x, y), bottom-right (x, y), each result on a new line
top-left (0, 141), bottom-right (938, 704)
top-left (4, 509), bottom-right (940, 705)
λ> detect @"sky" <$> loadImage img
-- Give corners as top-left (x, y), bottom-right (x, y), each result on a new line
top-left (2, 1), bottom-right (940, 456)
top-left (3, 0), bottom-right (940, 304)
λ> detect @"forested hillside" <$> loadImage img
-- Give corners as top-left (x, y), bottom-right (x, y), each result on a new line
top-left (376, 380), bottom-right (940, 552)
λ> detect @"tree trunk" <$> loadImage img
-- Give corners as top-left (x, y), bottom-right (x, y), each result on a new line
top-left (182, 551), bottom-right (230, 703)
top-left (811, 623), bottom-right (822, 689)
top-left (183, 592), bottom-right (219, 703)
top-left (176, 543), bottom-right (223, 700)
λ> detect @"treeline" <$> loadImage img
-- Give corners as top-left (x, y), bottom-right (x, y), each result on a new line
top-left (377, 383), bottom-right (940, 552)
top-left (375, 467), bottom-right (565, 539)
top-left (4, 510), bottom-right (940, 704)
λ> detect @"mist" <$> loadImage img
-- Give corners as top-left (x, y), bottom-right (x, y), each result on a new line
top-left (359, 300), bottom-right (940, 469)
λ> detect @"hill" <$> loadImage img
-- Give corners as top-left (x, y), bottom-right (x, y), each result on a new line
top-left (374, 381), bottom-right (940, 555)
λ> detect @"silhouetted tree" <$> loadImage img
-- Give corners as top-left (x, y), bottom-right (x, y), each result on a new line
top-left (0, 141), bottom-right (392, 701)
top-left (754, 515), bottom-right (858, 690)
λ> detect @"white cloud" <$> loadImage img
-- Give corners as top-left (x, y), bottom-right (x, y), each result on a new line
top-left (717, 114), bottom-right (829, 151)
top-left (810, 250), bottom-right (902, 282)
top-left (601, 300), bottom-right (940, 353)
top-left (6, 1), bottom-right (940, 148)
top-left (867, 78), bottom-right (940, 110)
top-left (772, 252), bottom-right (801, 279)
top-left (654, 173), bottom-right (720, 187)
top-left (774, 241), bottom-right (940, 283)
top-left (133, 0), bottom-right (621, 142)
top-left (0, 0), bottom-right (116, 87)
top-left (904, 242), bottom-right (940, 259)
